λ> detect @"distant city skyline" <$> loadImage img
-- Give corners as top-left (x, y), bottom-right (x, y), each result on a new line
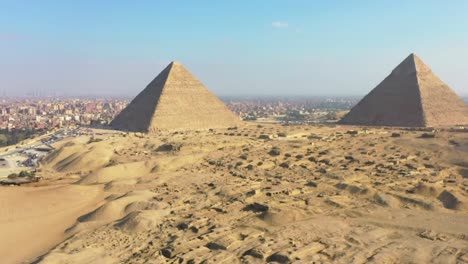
top-left (1, 1), bottom-right (468, 97)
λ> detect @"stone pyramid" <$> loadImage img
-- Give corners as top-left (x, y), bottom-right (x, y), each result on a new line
top-left (111, 61), bottom-right (240, 132)
top-left (340, 53), bottom-right (468, 127)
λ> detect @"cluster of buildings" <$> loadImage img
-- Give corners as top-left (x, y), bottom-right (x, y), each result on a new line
top-left (224, 96), bottom-right (359, 123)
top-left (0, 95), bottom-right (362, 133)
top-left (0, 98), bottom-right (129, 131)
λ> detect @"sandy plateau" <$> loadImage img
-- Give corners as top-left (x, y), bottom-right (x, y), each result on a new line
top-left (1, 124), bottom-right (468, 264)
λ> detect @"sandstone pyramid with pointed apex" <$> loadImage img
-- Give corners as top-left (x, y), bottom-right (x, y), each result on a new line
top-left (111, 61), bottom-right (240, 132)
top-left (340, 53), bottom-right (468, 127)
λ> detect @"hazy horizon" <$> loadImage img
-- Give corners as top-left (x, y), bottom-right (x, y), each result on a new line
top-left (1, 1), bottom-right (468, 97)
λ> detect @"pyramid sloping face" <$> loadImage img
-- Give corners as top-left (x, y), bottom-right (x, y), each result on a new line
top-left (111, 62), bottom-right (240, 132)
top-left (340, 54), bottom-right (468, 127)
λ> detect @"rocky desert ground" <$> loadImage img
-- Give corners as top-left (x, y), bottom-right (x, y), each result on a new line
top-left (1, 124), bottom-right (468, 264)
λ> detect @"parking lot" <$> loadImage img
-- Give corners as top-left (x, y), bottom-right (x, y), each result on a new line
top-left (0, 128), bottom-right (81, 178)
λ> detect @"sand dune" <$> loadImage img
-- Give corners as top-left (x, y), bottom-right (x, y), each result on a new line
top-left (79, 160), bottom-right (158, 184)
top-left (3, 124), bottom-right (468, 263)
top-left (0, 184), bottom-right (104, 264)
top-left (41, 137), bottom-right (114, 174)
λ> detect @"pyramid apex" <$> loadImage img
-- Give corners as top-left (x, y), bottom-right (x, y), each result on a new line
top-left (407, 53), bottom-right (424, 64)
top-left (392, 53), bottom-right (431, 75)
top-left (170, 61), bottom-right (183, 66)
top-left (411, 53), bottom-right (431, 73)
top-left (408, 53), bottom-right (419, 61)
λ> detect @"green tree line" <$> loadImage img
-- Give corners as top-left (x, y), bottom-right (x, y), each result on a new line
top-left (0, 129), bottom-right (40, 147)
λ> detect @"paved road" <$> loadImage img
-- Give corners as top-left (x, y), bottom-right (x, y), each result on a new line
top-left (0, 128), bottom-right (83, 178)
top-left (0, 134), bottom-right (56, 178)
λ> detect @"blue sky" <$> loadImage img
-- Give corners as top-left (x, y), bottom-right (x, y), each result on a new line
top-left (1, 0), bottom-right (467, 96)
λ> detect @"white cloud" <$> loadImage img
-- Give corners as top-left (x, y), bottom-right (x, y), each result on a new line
top-left (272, 21), bottom-right (288, 28)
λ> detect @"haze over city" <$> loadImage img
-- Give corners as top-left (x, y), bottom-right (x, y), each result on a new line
top-left (1, 0), bottom-right (468, 97)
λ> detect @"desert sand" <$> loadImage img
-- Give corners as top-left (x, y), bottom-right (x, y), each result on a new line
top-left (0, 123), bottom-right (462, 264)
top-left (0, 184), bottom-right (104, 264)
